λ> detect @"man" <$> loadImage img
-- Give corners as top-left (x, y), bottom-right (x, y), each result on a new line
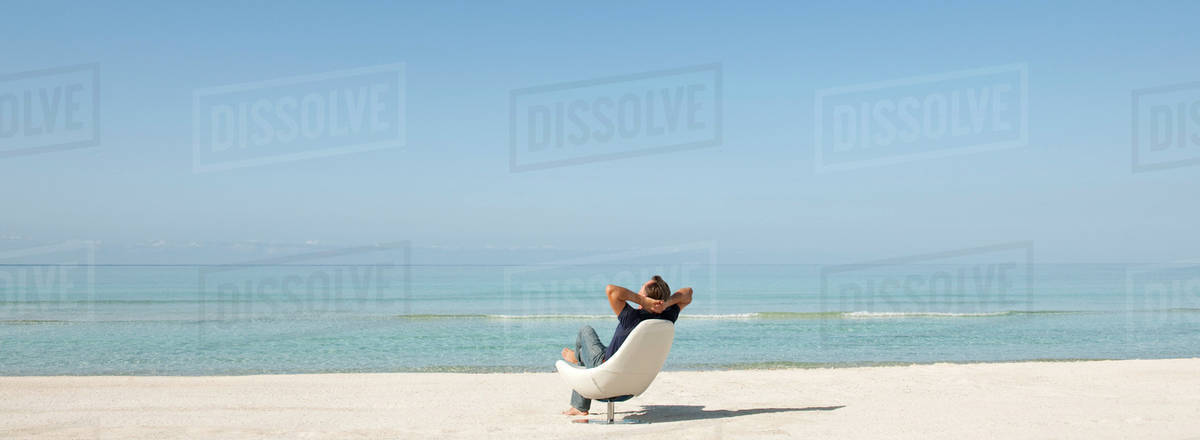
top-left (560, 275), bottom-right (693, 416)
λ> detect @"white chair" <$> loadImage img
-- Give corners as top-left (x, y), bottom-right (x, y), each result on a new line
top-left (555, 319), bottom-right (675, 424)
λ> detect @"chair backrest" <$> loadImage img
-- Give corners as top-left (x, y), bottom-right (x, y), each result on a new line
top-left (570, 319), bottom-right (675, 399)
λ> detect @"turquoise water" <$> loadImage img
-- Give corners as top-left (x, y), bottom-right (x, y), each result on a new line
top-left (1, 264), bottom-right (1198, 375)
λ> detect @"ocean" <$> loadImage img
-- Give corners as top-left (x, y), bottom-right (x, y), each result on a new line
top-left (1, 263), bottom-right (1198, 375)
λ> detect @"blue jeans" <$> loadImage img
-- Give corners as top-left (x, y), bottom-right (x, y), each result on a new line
top-left (569, 325), bottom-right (607, 412)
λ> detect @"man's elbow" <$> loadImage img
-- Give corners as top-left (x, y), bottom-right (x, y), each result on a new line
top-left (605, 284), bottom-right (618, 298)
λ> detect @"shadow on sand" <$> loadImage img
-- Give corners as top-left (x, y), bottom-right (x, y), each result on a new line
top-left (625, 404), bottom-right (844, 423)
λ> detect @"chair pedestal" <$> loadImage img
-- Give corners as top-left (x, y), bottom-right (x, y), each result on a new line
top-left (572, 399), bottom-right (643, 424)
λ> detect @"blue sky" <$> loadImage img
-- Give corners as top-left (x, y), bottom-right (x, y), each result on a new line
top-left (1, 1), bottom-right (1198, 264)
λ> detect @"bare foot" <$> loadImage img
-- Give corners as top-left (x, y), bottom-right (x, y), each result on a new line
top-left (561, 348), bottom-right (579, 365)
top-left (563, 407), bottom-right (588, 416)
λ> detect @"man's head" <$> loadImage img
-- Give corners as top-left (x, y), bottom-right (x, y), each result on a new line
top-left (639, 275), bottom-right (671, 302)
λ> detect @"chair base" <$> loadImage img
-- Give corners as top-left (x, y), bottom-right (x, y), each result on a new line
top-left (572, 418), bottom-right (642, 424)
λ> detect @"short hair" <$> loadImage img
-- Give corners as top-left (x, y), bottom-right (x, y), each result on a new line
top-left (645, 275), bottom-right (671, 301)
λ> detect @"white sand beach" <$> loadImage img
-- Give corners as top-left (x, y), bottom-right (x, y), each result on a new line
top-left (2, 359), bottom-right (1198, 439)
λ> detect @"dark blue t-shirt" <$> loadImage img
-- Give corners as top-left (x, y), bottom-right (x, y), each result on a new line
top-left (603, 303), bottom-right (680, 361)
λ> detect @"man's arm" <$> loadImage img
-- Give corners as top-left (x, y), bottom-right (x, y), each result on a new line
top-left (606, 284), bottom-right (659, 316)
top-left (663, 287), bottom-right (693, 311)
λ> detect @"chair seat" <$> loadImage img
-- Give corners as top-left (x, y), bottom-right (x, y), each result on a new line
top-left (555, 319), bottom-right (675, 400)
